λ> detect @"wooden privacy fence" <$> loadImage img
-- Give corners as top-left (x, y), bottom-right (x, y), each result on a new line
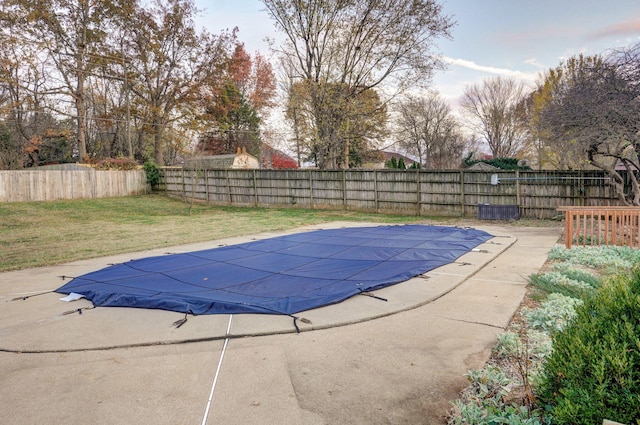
top-left (160, 168), bottom-right (622, 220)
top-left (0, 169), bottom-right (149, 202)
top-left (558, 206), bottom-right (640, 249)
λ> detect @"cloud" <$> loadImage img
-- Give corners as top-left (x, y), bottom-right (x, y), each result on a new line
top-left (524, 58), bottom-right (544, 68)
top-left (442, 57), bottom-right (538, 83)
top-left (589, 18), bottom-right (640, 39)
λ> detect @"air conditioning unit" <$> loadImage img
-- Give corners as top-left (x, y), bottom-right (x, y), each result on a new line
top-left (478, 204), bottom-right (520, 220)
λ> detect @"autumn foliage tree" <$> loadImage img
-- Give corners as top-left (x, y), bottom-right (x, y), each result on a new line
top-left (270, 153), bottom-right (298, 169)
top-left (198, 44), bottom-right (276, 157)
top-left (0, 0), bottom-right (254, 167)
top-left (260, 144), bottom-right (298, 169)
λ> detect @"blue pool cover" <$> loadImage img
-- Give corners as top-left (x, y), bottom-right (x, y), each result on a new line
top-left (56, 225), bottom-right (492, 316)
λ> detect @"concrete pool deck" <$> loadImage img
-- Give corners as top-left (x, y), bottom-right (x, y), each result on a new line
top-left (0, 222), bottom-right (561, 424)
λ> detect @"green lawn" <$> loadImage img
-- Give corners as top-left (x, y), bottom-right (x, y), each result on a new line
top-left (0, 194), bottom-right (441, 272)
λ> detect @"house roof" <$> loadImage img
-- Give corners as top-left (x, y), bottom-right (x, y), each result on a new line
top-left (37, 163), bottom-right (91, 171)
top-left (183, 153), bottom-right (259, 169)
top-left (379, 151), bottom-right (417, 165)
top-left (184, 155), bottom-right (235, 169)
top-left (466, 162), bottom-right (500, 171)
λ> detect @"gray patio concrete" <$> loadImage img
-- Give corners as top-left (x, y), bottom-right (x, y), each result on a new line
top-left (0, 222), bottom-right (561, 424)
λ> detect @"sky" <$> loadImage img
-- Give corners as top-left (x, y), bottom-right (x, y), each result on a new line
top-left (193, 0), bottom-right (640, 109)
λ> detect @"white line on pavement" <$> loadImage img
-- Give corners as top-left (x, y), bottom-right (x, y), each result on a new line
top-left (201, 314), bottom-right (233, 425)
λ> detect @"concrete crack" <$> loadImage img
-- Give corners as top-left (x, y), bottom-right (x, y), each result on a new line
top-left (442, 317), bottom-right (505, 330)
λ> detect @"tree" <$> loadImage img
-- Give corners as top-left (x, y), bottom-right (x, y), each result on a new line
top-left (263, 0), bottom-right (453, 169)
top-left (0, 26), bottom-right (45, 168)
top-left (339, 86), bottom-right (388, 168)
top-left (519, 88), bottom-right (551, 170)
top-left (198, 44), bottom-right (276, 157)
top-left (537, 48), bottom-right (640, 205)
top-left (127, 0), bottom-right (235, 165)
top-left (228, 46), bottom-right (276, 115)
top-left (0, 9), bottom-right (79, 168)
top-left (5, 0), bottom-right (136, 162)
top-left (0, 0), bottom-right (261, 167)
top-left (284, 80), bottom-right (387, 168)
top-left (529, 55), bottom-right (604, 170)
top-left (386, 156), bottom-right (407, 169)
top-left (460, 76), bottom-right (529, 158)
top-left (396, 93), bottom-right (465, 169)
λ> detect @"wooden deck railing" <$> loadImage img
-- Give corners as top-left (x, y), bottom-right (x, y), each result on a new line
top-left (558, 206), bottom-right (640, 248)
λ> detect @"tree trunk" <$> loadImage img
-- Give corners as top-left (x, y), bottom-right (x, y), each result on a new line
top-left (154, 123), bottom-right (164, 165)
top-left (76, 47), bottom-right (87, 162)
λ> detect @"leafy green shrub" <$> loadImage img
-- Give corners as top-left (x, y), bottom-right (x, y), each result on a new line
top-left (143, 161), bottom-right (160, 189)
top-left (494, 331), bottom-right (523, 358)
top-left (463, 155), bottom-right (531, 170)
top-left (465, 365), bottom-right (514, 403)
top-left (539, 268), bottom-right (640, 424)
top-left (448, 365), bottom-right (545, 425)
top-left (385, 156), bottom-right (407, 169)
top-left (523, 293), bottom-right (582, 333)
top-left (548, 245), bottom-right (640, 275)
top-left (526, 329), bottom-right (553, 361)
top-left (448, 399), bottom-right (543, 425)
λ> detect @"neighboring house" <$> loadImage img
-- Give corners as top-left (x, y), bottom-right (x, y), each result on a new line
top-left (465, 162), bottom-right (500, 172)
top-left (36, 163), bottom-right (90, 170)
top-left (363, 150), bottom-right (418, 169)
top-left (183, 147), bottom-right (259, 169)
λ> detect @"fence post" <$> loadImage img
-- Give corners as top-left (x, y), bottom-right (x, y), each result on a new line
top-left (204, 170), bottom-right (209, 204)
top-left (416, 168), bottom-right (421, 216)
top-left (181, 168), bottom-right (186, 200)
top-left (460, 171), bottom-right (465, 216)
top-left (253, 169), bottom-right (258, 207)
top-left (343, 170), bottom-right (347, 210)
top-left (580, 170), bottom-right (585, 206)
top-left (309, 170), bottom-right (314, 209)
top-left (226, 169), bottom-right (231, 205)
top-left (515, 169), bottom-right (520, 206)
top-left (374, 170), bottom-right (379, 213)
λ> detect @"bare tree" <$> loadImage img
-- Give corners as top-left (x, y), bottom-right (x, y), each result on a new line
top-left (263, 0), bottom-right (453, 169)
top-left (0, 12), bottom-right (70, 168)
top-left (4, 0), bottom-right (137, 162)
top-left (396, 93), bottom-right (465, 169)
top-left (460, 76), bottom-right (529, 158)
top-left (126, 0), bottom-right (234, 165)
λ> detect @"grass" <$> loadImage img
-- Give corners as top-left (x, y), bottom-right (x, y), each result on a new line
top-left (0, 193), bottom-right (445, 272)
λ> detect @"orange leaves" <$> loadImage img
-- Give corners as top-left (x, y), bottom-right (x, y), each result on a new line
top-left (224, 44), bottom-right (276, 114)
top-left (250, 52), bottom-right (276, 111)
top-left (229, 44), bottom-right (252, 87)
